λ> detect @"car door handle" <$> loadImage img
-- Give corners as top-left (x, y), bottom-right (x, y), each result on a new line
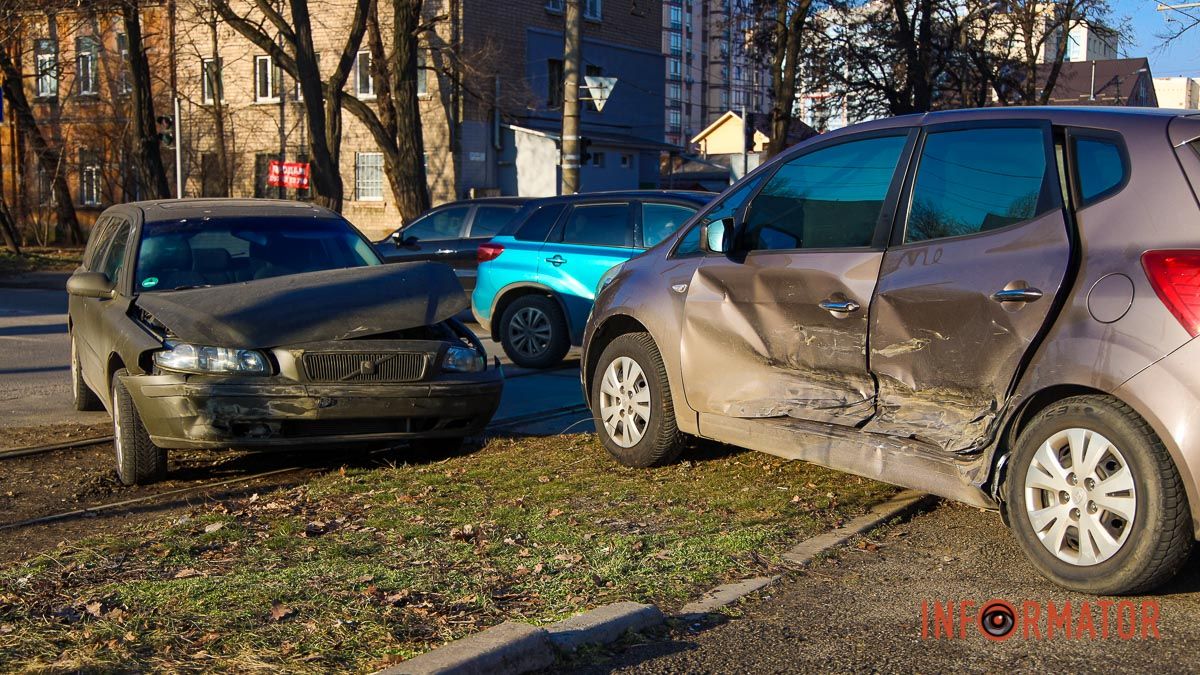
top-left (435, 249), bottom-right (455, 255)
top-left (819, 299), bottom-right (860, 313)
top-left (991, 288), bottom-right (1043, 303)
top-left (546, 255), bottom-right (567, 266)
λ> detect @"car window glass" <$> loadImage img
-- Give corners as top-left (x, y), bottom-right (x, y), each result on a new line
top-left (560, 203), bottom-right (632, 248)
top-left (741, 135), bottom-right (906, 251)
top-left (673, 173), bottom-right (767, 257)
top-left (83, 217), bottom-right (111, 270)
top-left (642, 203), bottom-right (698, 248)
top-left (905, 127), bottom-right (1047, 243)
top-left (470, 205), bottom-right (520, 238)
top-left (404, 206), bottom-right (469, 240)
top-left (1074, 137), bottom-right (1125, 204)
top-left (100, 220), bottom-right (132, 283)
top-left (514, 204), bottom-right (565, 242)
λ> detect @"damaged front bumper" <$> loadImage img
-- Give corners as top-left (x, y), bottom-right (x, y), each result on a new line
top-left (119, 371), bottom-right (503, 449)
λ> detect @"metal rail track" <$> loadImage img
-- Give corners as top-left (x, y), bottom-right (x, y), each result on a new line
top-left (0, 403), bottom-right (590, 531)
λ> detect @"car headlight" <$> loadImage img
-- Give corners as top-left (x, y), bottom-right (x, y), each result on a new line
top-left (154, 341), bottom-right (270, 375)
top-left (442, 345), bottom-right (485, 373)
top-left (596, 262), bottom-right (625, 297)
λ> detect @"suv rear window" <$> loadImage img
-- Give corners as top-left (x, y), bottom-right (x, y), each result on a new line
top-left (559, 203), bottom-right (633, 247)
top-left (514, 204), bottom-right (565, 242)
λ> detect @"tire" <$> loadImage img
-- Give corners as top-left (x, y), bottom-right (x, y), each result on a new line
top-left (499, 295), bottom-right (570, 369)
top-left (111, 369), bottom-right (168, 485)
top-left (71, 334), bottom-right (103, 412)
top-left (591, 332), bottom-right (684, 468)
top-left (1004, 395), bottom-right (1193, 595)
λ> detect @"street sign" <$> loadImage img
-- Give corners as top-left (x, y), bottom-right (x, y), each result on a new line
top-left (583, 76), bottom-right (617, 112)
top-left (267, 161), bottom-right (311, 190)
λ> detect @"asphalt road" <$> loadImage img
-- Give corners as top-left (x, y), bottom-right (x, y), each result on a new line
top-left (575, 501), bottom-right (1200, 674)
top-left (0, 287), bottom-right (588, 432)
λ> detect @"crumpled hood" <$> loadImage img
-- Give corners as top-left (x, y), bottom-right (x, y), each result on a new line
top-left (134, 263), bottom-right (467, 349)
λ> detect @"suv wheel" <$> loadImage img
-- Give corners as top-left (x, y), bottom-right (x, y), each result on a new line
top-left (1005, 395), bottom-right (1193, 594)
top-left (591, 332), bottom-right (684, 467)
top-left (71, 334), bottom-right (103, 412)
top-left (499, 295), bottom-right (570, 369)
top-left (111, 369), bottom-right (168, 485)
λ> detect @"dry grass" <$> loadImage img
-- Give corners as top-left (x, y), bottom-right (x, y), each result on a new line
top-left (0, 433), bottom-right (895, 672)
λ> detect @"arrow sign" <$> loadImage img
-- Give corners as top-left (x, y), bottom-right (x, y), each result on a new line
top-left (583, 76), bottom-right (617, 112)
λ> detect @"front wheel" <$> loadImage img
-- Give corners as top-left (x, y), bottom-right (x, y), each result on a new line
top-left (591, 332), bottom-right (684, 468)
top-left (111, 369), bottom-right (168, 485)
top-left (1005, 395), bottom-right (1193, 595)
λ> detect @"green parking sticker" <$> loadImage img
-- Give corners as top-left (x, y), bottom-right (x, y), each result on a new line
top-left (141, 277), bottom-right (159, 289)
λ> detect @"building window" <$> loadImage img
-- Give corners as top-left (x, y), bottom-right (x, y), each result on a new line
top-left (355, 50), bottom-right (374, 98)
top-left (620, 154), bottom-right (631, 169)
top-left (545, 0), bottom-right (599, 19)
top-left (201, 57), bottom-right (223, 103)
top-left (668, 82), bottom-right (681, 101)
top-left (668, 58), bottom-right (681, 79)
top-left (76, 37), bottom-right (99, 96)
top-left (668, 109), bottom-right (681, 130)
top-left (35, 39), bottom-right (57, 98)
top-left (115, 33), bottom-right (131, 94)
top-left (355, 152), bottom-right (384, 201)
top-left (254, 55), bottom-right (280, 102)
top-left (417, 50), bottom-right (427, 96)
top-left (669, 33), bottom-right (681, 55)
top-left (36, 164), bottom-right (54, 206)
top-left (669, 5), bottom-right (682, 28)
top-left (591, 151), bottom-right (606, 168)
top-left (80, 150), bottom-right (101, 206)
top-left (547, 58), bottom-right (564, 108)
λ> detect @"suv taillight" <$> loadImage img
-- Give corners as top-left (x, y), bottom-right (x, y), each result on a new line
top-left (1142, 250), bottom-right (1200, 338)
top-left (477, 243), bottom-right (504, 263)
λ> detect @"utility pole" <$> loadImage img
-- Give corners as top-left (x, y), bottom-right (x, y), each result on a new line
top-left (561, 0), bottom-right (582, 195)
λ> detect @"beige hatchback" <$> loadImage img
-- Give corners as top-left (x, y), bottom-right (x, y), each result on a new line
top-left (583, 107), bottom-right (1200, 594)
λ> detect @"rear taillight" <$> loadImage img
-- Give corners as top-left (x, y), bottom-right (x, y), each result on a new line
top-left (1142, 250), bottom-right (1200, 337)
top-left (477, 243), bottom-right (504, 263)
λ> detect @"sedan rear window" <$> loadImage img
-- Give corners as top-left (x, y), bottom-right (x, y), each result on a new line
top-left (135, 217), bottom-right (380, 292)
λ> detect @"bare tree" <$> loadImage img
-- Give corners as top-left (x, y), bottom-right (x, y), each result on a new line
top-left (122, 0), bottom-right (171, 198)
top-left (1002, 0), bottom-right (1118, 105)
top-left (753, 0), bottom-right (816, 159)
top-left (211, 0), bottom-right (370, 212)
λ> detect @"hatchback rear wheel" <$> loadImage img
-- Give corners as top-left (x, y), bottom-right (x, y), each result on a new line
top-left (499, 295), bottom-right (569, 369)
top-left (1005, 395), bottom-right (1193, 594)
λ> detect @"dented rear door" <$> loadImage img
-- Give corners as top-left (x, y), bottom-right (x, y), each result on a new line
top-left (681, 131), bottom-right (914, 426)
top-left (864, 121), bottom-right (1071, 451)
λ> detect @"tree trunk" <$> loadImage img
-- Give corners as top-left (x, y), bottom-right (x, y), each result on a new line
top-left (207, 8), bottom-right (231, 196)
top-left (123, 0), bottom-right (171, 199)
top-left (290, 0), bottom-right (344, 211)
top-left (388, 0), bottom-right (430, 220)
top-left (0, 45), bottom-right (83, 244)
top-left (765, 0), bottom-right (812, 159)
top-left (0, 194), bottom-right (21, 254)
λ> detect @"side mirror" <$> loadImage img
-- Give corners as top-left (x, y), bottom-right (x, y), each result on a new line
top-left (67, 271), bottom-right (115, 299)
top-left (389, 231), bottom-right (403, 246)
top-left (699, 218), bottom-right (731, 254)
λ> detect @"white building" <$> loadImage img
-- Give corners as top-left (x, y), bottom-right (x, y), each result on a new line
top-left (1154, 77), bottom-right (1200, 110)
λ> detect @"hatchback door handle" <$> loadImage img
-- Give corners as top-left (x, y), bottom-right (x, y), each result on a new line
top-left (546, 255), bottom-right (567, 266)
top-left (991, 288), bottom-right (1043, 303)
top-left (819, 299), bottom-right (860, 313)
top-left (435, 249), bottom-right (455, 255)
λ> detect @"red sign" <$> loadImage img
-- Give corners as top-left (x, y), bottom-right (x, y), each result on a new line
top-left (267, 161), bottom-right (311, 190)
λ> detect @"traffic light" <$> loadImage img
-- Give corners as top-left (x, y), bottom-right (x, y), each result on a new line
top-left (156, 114), bottom-right (175, 148)
top-left (579, 137), bottom-right (592, 165)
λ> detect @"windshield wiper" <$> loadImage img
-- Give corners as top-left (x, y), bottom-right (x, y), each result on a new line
top-left (166, 284), bottom-right (212, 291)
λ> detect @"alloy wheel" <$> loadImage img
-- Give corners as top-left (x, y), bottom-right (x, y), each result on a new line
top-left (1023, 427), bottom-right (1137, 566)
top-left (599, 356), bottom-right (652, 448)
top-left (507, 306), bottom-right (552, 358)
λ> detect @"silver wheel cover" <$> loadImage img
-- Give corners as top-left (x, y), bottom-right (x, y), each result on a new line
top-left (599, 356), bottom-right (652, 448)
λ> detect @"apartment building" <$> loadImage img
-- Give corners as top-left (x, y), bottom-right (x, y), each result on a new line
top-left (1154, 76), bottom-right (1200, 110)
top-left (175, 0), bottom-right (667, 237)
top-left (660, 0), bottom-right (770, 149)
top-left (0, 4), bottom-right (174, 234)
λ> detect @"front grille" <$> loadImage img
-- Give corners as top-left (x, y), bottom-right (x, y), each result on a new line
top-left (302, 352), bottom-right (428, 383)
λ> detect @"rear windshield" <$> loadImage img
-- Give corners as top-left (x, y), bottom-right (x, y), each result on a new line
top-left (135, 217), bottom-right (380, 292)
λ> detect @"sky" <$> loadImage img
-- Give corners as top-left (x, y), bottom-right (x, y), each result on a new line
top-left (1115, 0), bottom-right (1200, 77)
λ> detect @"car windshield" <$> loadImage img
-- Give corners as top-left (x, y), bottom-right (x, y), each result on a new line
top-left (135, 217), bottom-right (381, 292)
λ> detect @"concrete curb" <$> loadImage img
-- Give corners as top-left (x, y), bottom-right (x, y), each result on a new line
top-left (382, 490), bottom-right (936, 675)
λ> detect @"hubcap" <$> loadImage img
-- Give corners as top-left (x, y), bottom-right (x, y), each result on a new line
top-left (598, 356), bottom-right (651, 448)
top-left (1023, 428), bottom-right (1136, 566)
top-left (507, 307), bottom-right (552, 358)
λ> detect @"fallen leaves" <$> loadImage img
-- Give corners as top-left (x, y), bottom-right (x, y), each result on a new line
top-left (269, 600), bottom-right (297, 622)
top-left (202, 522), bottom-right (226, 534)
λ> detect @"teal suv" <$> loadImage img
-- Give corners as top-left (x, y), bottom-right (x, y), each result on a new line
top-left (471, 191), bottom-right (711, 368)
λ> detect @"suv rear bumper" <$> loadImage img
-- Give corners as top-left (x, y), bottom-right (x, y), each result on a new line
top-left (120, 372), bottom-right (503, 449)
top-left (1114, 337), bottom-right (1200, 538)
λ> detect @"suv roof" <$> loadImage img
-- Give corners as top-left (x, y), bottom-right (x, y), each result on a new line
top-left (521, 190), bottom-right (714, 207)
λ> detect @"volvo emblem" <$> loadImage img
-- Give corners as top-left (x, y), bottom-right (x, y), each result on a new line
top-left (359, 359), bottom-right (377, 375)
